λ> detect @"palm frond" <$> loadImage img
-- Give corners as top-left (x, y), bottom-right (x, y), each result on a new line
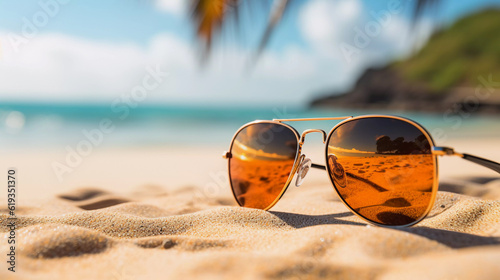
top-left (190, 0), bottom-right (240, 61)
top-left (412, 0), bottom-right (441, 30)
top-left (250, 0), bottom-right (290, 66)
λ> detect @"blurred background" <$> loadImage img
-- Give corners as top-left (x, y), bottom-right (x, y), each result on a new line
top-left (1, 0), bottom-right (499, 199)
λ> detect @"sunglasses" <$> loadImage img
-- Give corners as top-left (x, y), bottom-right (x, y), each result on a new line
top-left (222, 115), bottom-right (500, 228)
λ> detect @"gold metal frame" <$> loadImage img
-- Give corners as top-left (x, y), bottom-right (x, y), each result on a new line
top-left (223, 114), bottom-right (499, 228)
top-left (273, 116), bottom-right (352, 122)
top-left (431, 146), bottom-right (464, 157)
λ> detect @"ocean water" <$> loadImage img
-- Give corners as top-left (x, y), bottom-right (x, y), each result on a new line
top-left (1, 102), bottom-right (499, 150)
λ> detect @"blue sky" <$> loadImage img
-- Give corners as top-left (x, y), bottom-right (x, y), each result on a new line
top-left (0, 0), bottom-right (498, 107)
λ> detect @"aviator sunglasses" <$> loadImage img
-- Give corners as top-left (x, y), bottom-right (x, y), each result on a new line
top-left (222, 115), bottom-right (500, 227)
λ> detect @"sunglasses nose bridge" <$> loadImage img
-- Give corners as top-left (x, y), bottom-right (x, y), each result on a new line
top-left (294, 129), bottom-right (326, 188)
top-left (299, 129), bottom-right (327, 147)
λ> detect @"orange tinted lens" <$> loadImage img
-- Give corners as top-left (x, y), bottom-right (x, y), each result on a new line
top-left (327, 117), bottom-right (435, 226)
top-left (229, 123), bottom-right (298, 209)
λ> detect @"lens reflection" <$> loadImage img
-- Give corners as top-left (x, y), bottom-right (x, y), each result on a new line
top-left (229, 123), bottom-right (298, 209)
top-left (327, 117), bottom-right (435, 226)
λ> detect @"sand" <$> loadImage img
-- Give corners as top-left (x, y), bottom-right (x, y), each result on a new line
top-left (1, 138), bottom-right (500, 279)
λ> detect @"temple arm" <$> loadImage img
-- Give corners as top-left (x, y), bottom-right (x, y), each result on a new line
top-left (311, 163), bottom-right (326, 170)
top-left (462, 154), bottom-right (500, 174)
top-left (432, 146), bottom-right (500, 175)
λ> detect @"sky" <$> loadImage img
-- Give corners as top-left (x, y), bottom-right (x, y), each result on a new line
top-left (0, 0), bottom-right (498, 108)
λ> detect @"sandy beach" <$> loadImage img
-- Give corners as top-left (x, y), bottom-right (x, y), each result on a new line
top-left (1, 138), bottom-right (500, 279)
top-left (1, 0), bottom-right (499, 279)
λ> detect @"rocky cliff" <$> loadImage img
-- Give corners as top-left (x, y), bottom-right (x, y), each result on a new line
top-left (310, 9), bottom-right (500, 114)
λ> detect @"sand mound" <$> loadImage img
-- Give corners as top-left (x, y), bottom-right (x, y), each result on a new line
top-left (17, 224), bottom-right (111, 258)
top-left (58, 188), bottom-right (130, 210)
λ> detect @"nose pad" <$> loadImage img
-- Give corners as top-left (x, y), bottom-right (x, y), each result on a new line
top-left (295, 158), bottom-right (312, 187)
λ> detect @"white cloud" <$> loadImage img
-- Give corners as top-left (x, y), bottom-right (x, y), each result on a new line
top-left (0, 31), bottom-right (322, 106)
top-left (298, 0), bottom-right (370, 90)
top-left (0, 0), bottom-right (434, 107)
top-left (0, 32), bottom-right (191, 101)
top-left (299, 0), bottom-right (433, 89)
top-left (300, 0), bottom-right (362, 58)
top-left (155, 0), bottom-right (186, 16)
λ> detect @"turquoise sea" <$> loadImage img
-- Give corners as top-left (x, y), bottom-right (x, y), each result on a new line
top-left (1, 102), bottom-right (499, 150)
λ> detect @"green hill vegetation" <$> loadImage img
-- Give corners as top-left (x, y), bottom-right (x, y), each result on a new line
top-left (395, 9), bottom-right (500, 92)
